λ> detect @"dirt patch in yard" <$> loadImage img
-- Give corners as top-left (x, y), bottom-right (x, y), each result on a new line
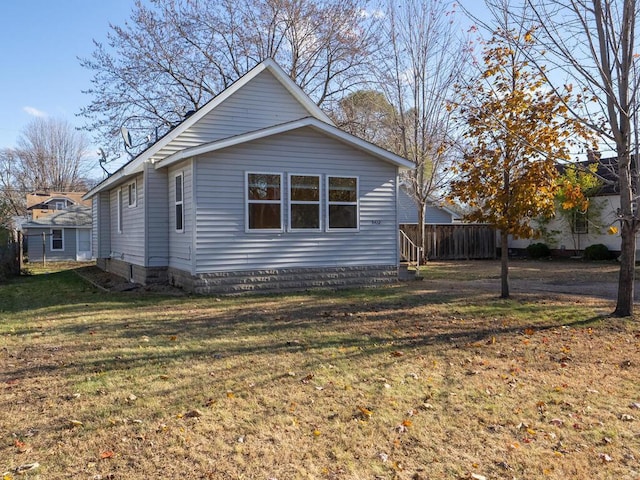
top-left (419, 259), bottom-right (632, 302)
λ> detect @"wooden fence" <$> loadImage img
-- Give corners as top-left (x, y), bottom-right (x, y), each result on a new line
top-left (400, 224), bottom-right (496, 260)
top-left (0, 230), bottom-right (22, 280)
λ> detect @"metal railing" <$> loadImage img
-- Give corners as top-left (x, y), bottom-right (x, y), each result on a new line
top-left (399, 229), bottom-right (422, 269)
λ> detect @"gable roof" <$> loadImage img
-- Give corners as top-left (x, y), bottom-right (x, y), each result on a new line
top-left (85, 59), bottom-right (336, 198)
top-left (27, 192), bottom-right (90, 209)
top-left (22, 205), bottom-right (92, 228)
top-left (557, 157), bottom-right (624, 196)
top-left (154, 117), bottom-right (414, 170)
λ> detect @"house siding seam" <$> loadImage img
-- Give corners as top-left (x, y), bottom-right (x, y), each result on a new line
top-left (167, 264), bottom-right (398, 294)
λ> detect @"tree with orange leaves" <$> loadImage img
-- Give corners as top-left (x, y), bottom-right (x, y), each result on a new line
top-left (449, 29), bottom-right (592, 298)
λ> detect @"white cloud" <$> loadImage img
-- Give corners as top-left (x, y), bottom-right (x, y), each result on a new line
top-left (23, 106), bottom-right (48, 118)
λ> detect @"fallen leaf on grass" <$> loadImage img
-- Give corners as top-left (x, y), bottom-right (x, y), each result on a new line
top-left (391, 351), bottom-right (404, 357)
top-left (68, 420), bottom-right (84, 428)
top-left (357, 406), bottom-right (373, 419)
top-left (100, 451), bottom-right (115, 459)
top-left (619, 414), bottom-right (634, 422)
top-left (630, 402), bottom-right (640, 409)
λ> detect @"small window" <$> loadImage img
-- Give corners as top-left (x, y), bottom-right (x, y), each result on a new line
top-left (128, 181), bottom-right (137, 207)
top-left (175, 173), bottom-right (184, 232)
top-left (117, 188), bottom-right (123, 233)
top-left (247, 173), bottom-right (282, 230)
top-left (51, 229), bottom-right (64, 251)
top-left (327, 176), bottom-right (358, 230)
top-left (54, 201), bottom-right (66, 210)
top-left (572, 211), bottom-right (588, 234)
top-left (289, 174), bottom-right (320, 230)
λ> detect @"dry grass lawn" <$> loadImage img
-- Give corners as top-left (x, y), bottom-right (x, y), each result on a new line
top-left (1, 260), bottom-right (639, 479)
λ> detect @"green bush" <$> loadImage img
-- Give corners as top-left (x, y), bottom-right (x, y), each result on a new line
top-left (583, 243), bottom-right (612, 261)
top-left (526, 242), bottom-right (551, 259)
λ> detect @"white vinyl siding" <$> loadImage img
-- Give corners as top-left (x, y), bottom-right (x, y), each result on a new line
top-left (192, 127), bottom-right (398, 273)
top-left (109, 173), bottom-right (145, 265)
top-left (168, 160), bottom-right (193, 273)
top-left (117, 189), bottom-right (123, 233)
top-left (145, 165), bottom-right (169, 267)
top-left (152, 70), bottom-right (310, 162)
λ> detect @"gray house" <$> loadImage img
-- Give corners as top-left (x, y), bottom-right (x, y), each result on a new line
top-left (398, 187), bottom-right (460, 224)
top-left (22, 205), bottom-right (93, 262)
top-left (84, 59), bottom-right (413, 293)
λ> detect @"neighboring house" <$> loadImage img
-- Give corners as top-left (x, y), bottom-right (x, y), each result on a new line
top-left (84, 59), bottom-right (414, 293)
top-left (22, 205), bottom-right (93, 262)
top-left (508, 157), bottom-right (625, 256)
top-left (398, 187), bottom-right (461, 224)
top-left (27, 192), bottom-right (91, 220)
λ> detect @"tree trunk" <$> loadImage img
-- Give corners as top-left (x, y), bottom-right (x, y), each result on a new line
top-left (500, 230), bottom-right (510, 298)
top-left (614, 220), bottom-right (636, 317)
top-left (417, 200), bottom-right (426, 262)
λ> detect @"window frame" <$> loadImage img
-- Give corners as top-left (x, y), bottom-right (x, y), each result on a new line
top-left (288, 173), bottom-right (321, 232)
top-left (127, 180), bottom-right (137, 208)
top-left (245, 172), bottom-right (283, 232)
top-left (326, 175), bottom-right (359, 231)
top-left (117, 188), bottom-right (123, 234)
top-left (571, 210), bottom-right (588, 234)
top-left (50, 228), bottom-right (64, 251)
top-left (174, 173), bottom-right (184, 233)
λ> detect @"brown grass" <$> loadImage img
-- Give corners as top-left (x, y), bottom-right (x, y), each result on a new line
top-left (1, 260), bottom-right (639, 479)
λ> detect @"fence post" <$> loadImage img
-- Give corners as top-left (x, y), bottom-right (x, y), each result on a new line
top-left (18, 231), bottom-right (24, 273)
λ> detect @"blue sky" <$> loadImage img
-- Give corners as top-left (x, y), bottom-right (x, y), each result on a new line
top-left (0, 1), bottom-right (487, 177)
top-left (0, 0), bottom-right (135, 155)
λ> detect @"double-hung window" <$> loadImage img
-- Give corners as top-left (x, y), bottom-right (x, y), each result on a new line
top-left (175, 173), bottom-right (184, 232)
top-left (128, 180), bottom-right (137, 207)
top-left (51, 228), bottom-right (64, 251)
top-left (572, 210), bottom-right (588, 234)
top-left (327, 176), bottom-right (358, 230)
top-left (289, 174), bottom-right (320, 230)
top-left (247, 173), bottom-right (282, 230)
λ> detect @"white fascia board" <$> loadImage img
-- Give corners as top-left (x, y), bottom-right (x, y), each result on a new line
top-left (156, 118), bottom-right (414, 170)
top-left (142, 60), bottom-right (332, 164)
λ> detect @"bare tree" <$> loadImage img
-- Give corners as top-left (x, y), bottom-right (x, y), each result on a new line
top-left (374, 0), bottom-right (470, 258)
top-left (0, 118), bottom-right (91, 222)
top-left (479, 0), bottom-right (640, 316)
top-left (331, 89), bottom-right (400, 150)
top-left (79, 0), bottom-right (379, 152)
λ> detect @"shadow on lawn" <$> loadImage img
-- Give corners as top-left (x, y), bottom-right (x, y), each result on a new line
top-left (1, 264), bottom-right (617, 383)
top-left (4, 281), bottom-right (610, 386)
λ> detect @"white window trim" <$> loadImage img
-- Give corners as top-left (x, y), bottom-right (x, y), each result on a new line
top-left (326, 175), bottom-right (360, 232)
top-left (245, 171), bottom-right (284, 233)
top-left (127, 180), bottom-right (137, 208)
top-left (288, 173), bottom-right (322, 232)
top-left (50, 228), bottom-right (64, 251)
top-left (175, 172), bottom-right (184, 233)
top-left (117, 188), bottom-right (123, 234)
